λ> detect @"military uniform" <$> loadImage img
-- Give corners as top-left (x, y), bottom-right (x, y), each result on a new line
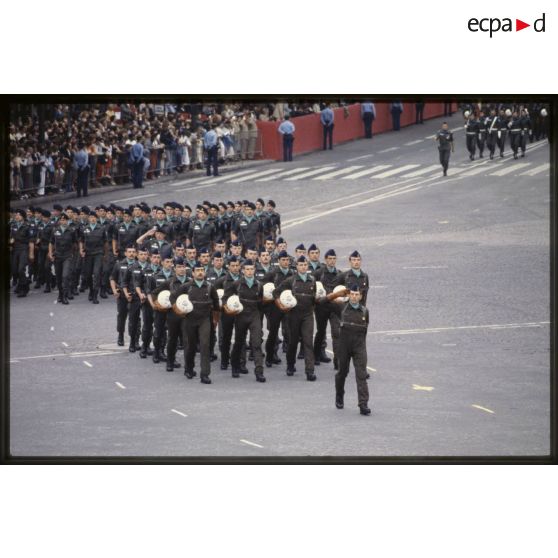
top-left (338, 268), bottom-right (370, 306)
top-left (435, 128), bottom-right (454, 176)
top-left (225, 277), bottom-right (265, 380)
top-left (335, 301), bottom-right (370, 414)
top-left (49, 223), bottom-right (77, 303)
top-left (519, 113), bottom-right (531, 156)
top-left (81, 223), bottom-right (108, 303)
top-left (313, 265), bottom-right (341, 366)
top-left (465, 118), bottom-right (479, 160)
top-left (486, 113), bottom-right (499, 159)
top-left (110, 257), bottom-right (136, 344)
top-left (188, 219), bottom-right (215, 252)
top-left (10, 219), bottom-right (34, 296)
top-left (214, 271), bottom-right (242, 369)
top-left (496, 114), bottom-right (509, 157)
top-left (135, 263), bottom-right (159, 357)
top-left (233, 216), bottom-right (262, 251)
top-left (508, 116), bottom-right (522, 159)
top-left (146, 268), bottom-right (174, 362)
top-left (35, 217), bottom-right (55, 292)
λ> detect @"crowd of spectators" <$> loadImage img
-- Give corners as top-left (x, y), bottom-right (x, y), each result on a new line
top-left (9, 101), bottom-right (343, 200)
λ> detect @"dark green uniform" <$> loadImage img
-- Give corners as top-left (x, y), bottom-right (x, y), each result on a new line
top-left (336, 302), bottom-right (370, 408)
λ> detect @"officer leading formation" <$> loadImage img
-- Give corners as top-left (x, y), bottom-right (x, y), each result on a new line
top-left (10, 197), bottom-right (372, 416)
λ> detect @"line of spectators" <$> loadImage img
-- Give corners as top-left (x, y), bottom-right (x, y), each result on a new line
top-left (9, 102), bottom-right (345, 200)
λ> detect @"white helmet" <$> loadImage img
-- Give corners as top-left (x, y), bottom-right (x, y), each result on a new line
top-left (540, 108), bottom-right (548, 117)
top-left (279, 290), bottom-right (297, 309)
top-left (157, 290), bottom-right (172, 309)
top-left (263, 282), bottom-right (275, 301)
top-left (464, 110), bottom-right (470, 118)
top-left (175, 294), bottom-right (193, 314)
top-left (226, 294), bottom-right (243, 313)
top-left (315, 281), bottom-right (326, 300)
top-left (505, 108), bottom-right (512, 117)
top-left (216, 288), bottom-right (224, 306)
top-left (333, 285), bottom-right (349, 303)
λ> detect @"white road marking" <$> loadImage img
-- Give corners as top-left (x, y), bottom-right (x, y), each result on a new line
top-left (372, 164), bottom-right (420, 179)
top-left (225, 168), bottom-right (283, 183)
top-left (341, 165), bottom-right (392, 180)
top-left (284, 166), bottom-right (337, 181)
top-left (442, 343), bottom-right (457, 347)
top-left (378, 147), bottom-right (399, 153)
top-left (50, 326), bottom-right (55, 331)
top-left (53, 300), bottom-right (57, 304)
top-left (171, 409), bottom-right (188, 418)
top-left (367, 367), bottom-right (377, 372)
top-left (62, 342), bottom-right (69, 347)
top-left (401, 164), bottom-right (440, 178)
top-left (197, 169), bottom-right (261, 185)
top-left (10, 360), bottom-right (20, 364)
top-left (255, 167), bottom-right (311, 182)
top-left (404, 139), bottom-right (424, 146)
top-left (519, 163), bottom-right (550, 176)
top-left (115, 382), bottom-right (126, 390)
top-left (472, 404), bottom-right (495, 415)
top-left (111, 193), bottom-right (157, 203)
top-left (403, 265), bottom-right (448, 269)
top-left (83, 361), bottom-right (93, 368)
top-left (412, 385), bottom-right (434, 391)
top-left (347, 154), bottom-right (375, 162)
top-left (240, 439), bottom-right (264, 449)
top-left (450, 127), bottom-right (463, 133)
top-left (10, 349), bottom-right (125, 361)
top-left (49, 312), bottom-right (54, 317)
top-left (369, 321), bottom-right (549, 336)
top-left (438, 220), bottom-right (449, 224)
top-left (461, 165), bottom-right (493, 177)
top-left (313, 166), bottom-right (365, 180)
top-left (489, 163), bottom-right (530, 177)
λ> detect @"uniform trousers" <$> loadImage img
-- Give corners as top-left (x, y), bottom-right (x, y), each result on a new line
top-left (336, 329), bottom-right (369, 406)
top-left (12, 248), bottom-right (30, 292)
top-left (438, 148), bottom-right (450, 172)
top-left (232, 313), bottom-right (264, 374)
top-left (54, 255), bottom-right (73, 295)
top-left (166, 310), bottom-right (184, 364)
top-left (286, 309), bottom-right (315, 372)
top-left (313, 303), bottom-right (340, 360)
top-left (82, 253), bottom-right (103, 291)
top-left (141, 303), bottom-right (154, 347)
top-left (183, 316), bottom-right (211, 377)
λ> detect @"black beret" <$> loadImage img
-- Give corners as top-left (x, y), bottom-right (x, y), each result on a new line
top-left (349, 284), bottom-right (360, 292)
top-left (265, 235), bottom-right (274, 242)
top-left (184, 205), bottom-right (192, 212)
top-left (308, 244), bottom-right (318, 252)
top-left (231, 240), bottom-right (241, 247)
top-left (267, 199), bottom-right (276, 208)
top-left (218, 202), bottom-right (227, 209)
top-left (227, 201), bottom-right (235, 208)
top-left (137, 245), bottom-right (148, 252)
top-left (80, 206), bottom-right (90, 213)
top-left (246, 245), bottom-right (257, 252)
top-left (142, 205), bottom-right (151, 213)
top-left (256, 198), bottom-right (264, 205)
top-left (150, 248), bottom-right (160, 255)
top-left (198, 247), bottom-right (210, 255)
top-left (174, 242), bottom-right (185, 248)
top-left (193, 260), bottom-right (205, 269)
top-left (99, 204), bottom-right (108, 210)
top-left (123, 209), bottom-right (132, 216)
top-left (41, 209), bottom-right (51, 217)
top-left (350, 250), bottom-right (361, 258)
top-left (15, 209), bottom-right (26, 218)
top-left (325, 249), bottom-right (336, 258)
top-left (276, 237), bottom-right (285, 244)
top-left (246, 202), bottom-right (256, 210)
top-left (59, 212), bottom-right (69, 220)
top-left (259, 247), bottom-right (269, 254)
top-left (228, 256), bottom-right (238, 263)
top-left (210, 204), bottom-right (219, 211)
top-left (125, 241), bottom-right (136, 249)
top-left (154, 225), bottom-right (167, 234)
top-left (214, 238), bottom-right (225, 244)
top-left (175, 203), bottom-right (183, 211)
top-left (198, 206), bottom-right (208, 214)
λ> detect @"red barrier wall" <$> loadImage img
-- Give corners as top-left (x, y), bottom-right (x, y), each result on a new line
top-left (258, 102), bottom-right (458, 161)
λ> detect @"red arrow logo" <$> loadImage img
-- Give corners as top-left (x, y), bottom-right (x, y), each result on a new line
top-left (516, 19), bottom-right (530, 31)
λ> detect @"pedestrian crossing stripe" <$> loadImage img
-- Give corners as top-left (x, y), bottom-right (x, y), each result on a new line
top-left (341, 165), bottom-right (392, 180)
top-left (519, 163), bottom-right (550, 176)
top-left (225, 168), bottom-right (282, 183)
top-left (460, 165), bottom-right (493, 177)
top-left (255, 167), bottom-right (311, 181)
top-left (312, 166), bottom-right (365, 180)
top-left (197, 169), bottom-right (260, 185)
top-left (489, 163), bottom-right (531, 176)
top-left (372, 164), bottom-right (420, 179)
top-left (401, 164), bottom-right (440, 178)
top-left (284, 166), bottom-right (337, 181)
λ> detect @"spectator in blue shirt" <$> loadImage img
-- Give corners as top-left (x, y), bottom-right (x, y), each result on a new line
top-left (320, 103), bottom-right (334, 150)
top-left (203, 124), bottom-right (219, 177)
top-left (361, 101), bottom-right (376, 138)
top-left (277, 116), bottom-right (295, 162)
top-left (390, 101), bottom-right (404, 131)
top-left (129, 137), bottom-right (145, 189)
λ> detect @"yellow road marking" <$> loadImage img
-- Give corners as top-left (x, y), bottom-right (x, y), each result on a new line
top-left (472, 404), bottom-right (495, 414)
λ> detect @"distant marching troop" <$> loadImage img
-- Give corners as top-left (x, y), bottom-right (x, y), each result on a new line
top-left (9, 198), bottom-right (372, 414)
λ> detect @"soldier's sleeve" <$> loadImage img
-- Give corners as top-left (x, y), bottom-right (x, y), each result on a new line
top-left (272, 275), bottom-right (291, 299)
top-left (122, 267), bottom-right (133, 290)
top-left (210, 285), bottom-right (220, 311)
top-left (169, 282), bottom-right (187, 305)
top-left (151, 279), bottom-right (170, 298)
top-left (144, 274), bottom-right (153, 295)
top-left (110, 260), bottom-right (119, 282)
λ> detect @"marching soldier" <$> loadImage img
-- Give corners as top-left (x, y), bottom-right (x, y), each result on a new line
top-left (232, 202), bottom-right (263, 252)
top-left (476, 110), bottom-right (488, 158)
top-left (110, 244), bottom-right (137, 346)
top-left (313, 249), bottom-right (341, 369)
top-left (496, 108), bottom-right (509, 158)
top-left (35, 209), bottom-right (55, 293)
top-left (48, 212), bottom-right (77, 304)
top-left (338, 251), bottom-right (370, 306)
top-left (146, 254), bottom-right (175, 364)
top-left (79, 209), bottom-right (109, 304)
top-left (224, 259), bottom-right (266, 382)
top-left (335, 285), bottom-right (371, 416)
top-left (519, 108), bottom-right (531, 157)
top-left (10, 209), bottom-right (35, 298)
top-left (263, 250), bottom-right (293, 367)
top-left (97, 205), bottom-right (115, 299)
top-left (273, 255), bottom-right (318, 381)
top-left (188, 205), bottom-right (215, 253)
top-left (112, 209), bottom-right (138, 260)
top-left (123, 246), bottom-right (150, 352)
top-left (135, 249), bottom-right (161, 358)
top-left (486, 108), bottom-right (499, 160)
top-left (464, 112), bottom-right (478, 160)
top-left (434, 122), bottom-right (454, 176)
top-left (171, 261), bottom-right (220, 383)
top-left (508, 111), bottom-right (522, 159)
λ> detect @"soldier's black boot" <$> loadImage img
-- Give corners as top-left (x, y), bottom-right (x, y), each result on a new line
top-left (57, 292), bottom-right (63, 303)
top-left (44, 284), bottom-right (51, 293)
top-left (117, 332), bottom-right (124, 346)
top-left (92, 290), bottom-right (99, 304)
top-left (272, 350), bottom-right (282, 364)
top-left (145, 344), bottom-right (154, 356)
top-left (61, 291), bottom-right (70, 305)
top-left (99, 286), bottom-right (108, 299)
top-left (139, 344), bottom-right (148, 358)
top-left (166, 361), bottom-right (174, 372)
top-left (359, 404), bottom-right (371, 416)
top-left (255, 372), bottom-right (266, 383)
top-left (306, 371), bottom-right (317, 382)
top-left (72, 286), bottom-right (79, 296)
top-left (335, 377), bottom-right (345, 409)
top-left (297, 348), bottom-right (305, 360)
top-left (129, 342), bottom-right (136, 353)
top-left (152, 349), bottom-right (161, 364)
top-left (160, 349), bottom-right (168, 362)
top-left (232, 368), bottom-right (240, 378)
top-left (333, 357), bottom-right (338, 371)
top-left (319, 348), bottom-right (331, 363)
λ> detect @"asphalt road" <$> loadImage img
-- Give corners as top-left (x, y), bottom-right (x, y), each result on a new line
top-left (9, 113), bottom-right (551, 457)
